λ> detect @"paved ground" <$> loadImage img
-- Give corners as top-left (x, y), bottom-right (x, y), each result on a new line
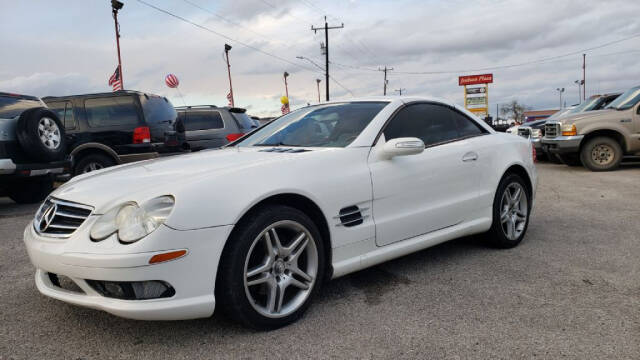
top-left (1, 162), bottom-right (639, 359)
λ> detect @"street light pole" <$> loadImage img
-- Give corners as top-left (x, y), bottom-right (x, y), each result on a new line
top-left (574, 80), bottom-right (584, 104)
top-left (316, 79), bottom-right (321, 103)
top-left (556, 87), bottom-right (565, 109)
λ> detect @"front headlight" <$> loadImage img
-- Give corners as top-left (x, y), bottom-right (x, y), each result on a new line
top-left (531, 129), bottom-right (542, 138)
top-left (90, 196), bottom-right (175, 243)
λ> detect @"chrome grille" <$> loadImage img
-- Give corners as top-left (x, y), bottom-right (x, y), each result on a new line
top-left (545, 122), bottom-right (560, 138)
top-left (34, 198), bottom-right (93, 238)
top-left (517, 127), bottom-right (531, 138)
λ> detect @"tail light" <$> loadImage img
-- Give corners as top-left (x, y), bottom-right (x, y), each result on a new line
top-left (226, 133), bottom-right (244, 142)
top-left (133, 126), bottom-right (151, 144)
top-left (532, 143), bottom-right (537, 163)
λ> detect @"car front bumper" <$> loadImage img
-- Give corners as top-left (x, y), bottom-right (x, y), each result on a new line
top-left (24, 221), bottom-right (233, 320)
top-left (541, 135), bottom-right (584, 154)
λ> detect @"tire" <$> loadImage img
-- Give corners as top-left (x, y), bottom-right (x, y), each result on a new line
top-left (7, 176), bottom-right (54, 204)
top-left (557, 154), bottom-right (582, 167)
top-left (16, 107), bottom-right (67, 162)
top-left (580, 136), bottom-right (623, 172)
top-left (74, 153), bottom-right (116, 175)
top-left (485, 173), bottom-right (531, 248)
top-left (216, 205), bottom-right (326, 330)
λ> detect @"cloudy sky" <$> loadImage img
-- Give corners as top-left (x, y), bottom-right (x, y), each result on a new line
top-left (1, 0), bottom-right (639, 117)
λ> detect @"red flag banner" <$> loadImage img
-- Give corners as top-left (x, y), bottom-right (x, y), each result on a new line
top-left (108, 67), bottom-right (122, 91)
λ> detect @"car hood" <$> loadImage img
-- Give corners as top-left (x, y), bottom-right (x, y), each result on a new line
top-left (52, 147), bottom-right (324, 213)
top-left (554, 109), bottom-right (613, 123)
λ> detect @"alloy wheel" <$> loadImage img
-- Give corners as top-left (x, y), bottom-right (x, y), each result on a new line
top-left (82, 162), bottom-right (104, 173)
top-left (500, 182), bottom-right (528, 241)
top-left (37, 117), bottom-right (61, 150)
top-left (243, 220), bottom-right (318, 318)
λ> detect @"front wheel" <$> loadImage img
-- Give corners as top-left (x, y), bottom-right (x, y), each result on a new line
top-left (216, 205), bottom-right (325, 329)
top-left (580, 136), bottom-right (623, 172)
top-left (485, 174), bottom-right (531, 248)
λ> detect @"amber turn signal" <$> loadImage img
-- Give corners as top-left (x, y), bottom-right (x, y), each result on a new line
top-left (149, 250), bottom-right (187, 264)
top-left (562, 124), bottom-right (577, 136)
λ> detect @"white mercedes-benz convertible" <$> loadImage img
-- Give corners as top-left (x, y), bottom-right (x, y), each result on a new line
top-left (24, 97), bottom-right (536, 329)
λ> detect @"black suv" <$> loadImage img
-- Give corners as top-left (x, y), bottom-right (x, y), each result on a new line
top-left (1, 92), bottom-right (72, 203)
top-left (43, 90), bottom-right (184, 174)
top-left (175, 105), bottom-right (257, 150)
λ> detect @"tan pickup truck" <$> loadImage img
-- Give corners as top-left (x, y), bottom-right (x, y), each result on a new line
top-left (542, 85), bottom-right (640, 171)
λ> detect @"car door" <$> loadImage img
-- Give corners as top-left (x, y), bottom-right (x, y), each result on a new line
top-left (368, 102), bottom-right (488, 247)
top-left (184, 110), bottom-right (227, 150)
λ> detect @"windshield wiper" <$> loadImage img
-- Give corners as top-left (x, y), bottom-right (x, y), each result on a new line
top-left (254, 142), bottom-right (301, 147)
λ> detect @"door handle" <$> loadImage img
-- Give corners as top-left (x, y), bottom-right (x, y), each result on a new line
top-left (462, 151), bottom-right (478, 162)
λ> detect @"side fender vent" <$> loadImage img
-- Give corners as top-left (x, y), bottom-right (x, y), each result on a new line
top-left (336, 205), bottom-right (368, 227)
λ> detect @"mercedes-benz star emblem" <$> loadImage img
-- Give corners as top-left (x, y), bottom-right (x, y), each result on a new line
top-left (39, 203), bottom-right (57, 232)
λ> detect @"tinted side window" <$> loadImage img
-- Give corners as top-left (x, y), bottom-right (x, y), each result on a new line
top-left (47, 101), bottom-right (75, 130)
top-left (85, 96), bottom-right (140, 127)
top-left (453, 111), bottom-right (485, 138)
top-left (384, 103), bottom-right (458, 147)
top-left (141, 95), bottom-right (177, 124)
top-left (184, 111), bottom-right (224, 131)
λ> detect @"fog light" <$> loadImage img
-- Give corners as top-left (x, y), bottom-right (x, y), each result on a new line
top-left (86, 280), bottom-right (175, 300)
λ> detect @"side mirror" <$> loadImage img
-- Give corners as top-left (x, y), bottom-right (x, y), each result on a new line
top-left (381, 137), bottom-right (425, 159)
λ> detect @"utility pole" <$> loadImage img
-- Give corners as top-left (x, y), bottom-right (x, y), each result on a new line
top-left (312, 16), bottom-right (343, 101)
top-left (394, 88), bottom-right (405, 96)
top-left (111, 0), bottom-right (124, 89)
top-left (378, 66), bottom-right (393, 95)
top-left (582, 54), bottom-right (586, 101)
top-left (316, 79), bottom-right (321, 103)
top-left (224, 44), bottom-right (234, 107)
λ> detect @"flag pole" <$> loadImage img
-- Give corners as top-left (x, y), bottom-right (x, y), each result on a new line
top-left (224, 44), bottom-right (234, 107)
top-left (112, 1), bottom-right (124, 90)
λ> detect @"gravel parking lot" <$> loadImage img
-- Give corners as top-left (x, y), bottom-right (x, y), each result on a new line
top-left (1, 162), bottom-right (639, 359)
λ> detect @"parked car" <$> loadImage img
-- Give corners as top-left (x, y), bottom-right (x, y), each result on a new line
top-left (175, 105), bottom-right (257, 151)
top-left (24, 97), bottom-right (537, 329)
top-left (43, 91), bottom-right (184, 175)
top-left (0, 92), bottom-right (72, 203)
top-left (542, 85), bottom-right (640, 171)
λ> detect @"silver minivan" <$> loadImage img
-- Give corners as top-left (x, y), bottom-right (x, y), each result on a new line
top-left (175, 105), bottom-right (257, 151)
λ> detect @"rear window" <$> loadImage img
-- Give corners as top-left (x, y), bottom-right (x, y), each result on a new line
top-left (183, 111), bottom-right (224, 131)
top-left (231, 112), bottom-right (257, 131)
top-left (85, 96), bottom-right (140, 127)
top-left (141, 95), bottom-right (177, 124)
top-left (0, 96), bottom-right (43, 118)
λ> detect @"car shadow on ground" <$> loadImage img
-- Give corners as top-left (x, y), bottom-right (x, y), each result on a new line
top-left (47, 234), bottom-right (492, 343)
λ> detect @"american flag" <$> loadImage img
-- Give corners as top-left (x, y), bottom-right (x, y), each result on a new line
top-left (226, 92), bottom-right (234, 107)
top-left (281, 103), bottom-right (290, 115)
top-left (108, 67), bottom-right (122, 91)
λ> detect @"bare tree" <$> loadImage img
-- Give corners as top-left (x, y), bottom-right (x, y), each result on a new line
top-left (500, 100), bottom-right (529, 124)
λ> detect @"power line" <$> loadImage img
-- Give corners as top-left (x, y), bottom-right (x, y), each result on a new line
top-left (392, 32), bottom-right (640, 75)
top-left (135, 0), bottom-right (318, 73)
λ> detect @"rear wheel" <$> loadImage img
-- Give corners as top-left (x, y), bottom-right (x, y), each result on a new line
top-left (7, 176), bottom-right (54, 204)
top-left (16, 108), bottom-right (67, 162)
top-left (485, 173), bottom-right (531, 248)
top-left (216, 205), bottom-right (325, 329)
top-left (74, 153), bottom-right (115, 175)
top-left (580, 136), bottom-right (623, 172)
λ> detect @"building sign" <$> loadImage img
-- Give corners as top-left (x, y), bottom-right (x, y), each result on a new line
top-left (458, 74), bottom-right (493, 86)
top-left (465, 87), bottom-right (486, 94)
top-left (466, 96), bottom-right (487, 106)
top-left (459, 73), bottom-right (493, 118)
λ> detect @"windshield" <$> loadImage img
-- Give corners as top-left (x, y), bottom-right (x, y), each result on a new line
top-left (237, 102), bottom-right (388, 148)
top-left (567, 96), bottom-right (602, 114)
top-left (606, 86), bottom-right (640, 110)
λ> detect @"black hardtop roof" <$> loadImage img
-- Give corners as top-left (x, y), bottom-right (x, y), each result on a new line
top-left (41, 90), bottom-right (165, 101)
